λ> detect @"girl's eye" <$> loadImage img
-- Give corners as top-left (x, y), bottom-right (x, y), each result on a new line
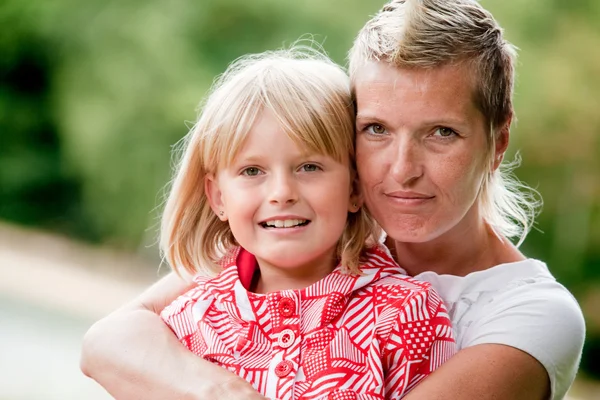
top-left (433, 127), bottom-right (457, 138)
top-left (300, 163), bottom-right (321, 172)
top-left (365, 124), bottom-right (387, 135)
top-left (241, 167), bottom-right (261, 176)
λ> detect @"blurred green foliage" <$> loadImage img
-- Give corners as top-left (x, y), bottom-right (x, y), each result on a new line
top-left (1, 0), bottom-right (599, 375)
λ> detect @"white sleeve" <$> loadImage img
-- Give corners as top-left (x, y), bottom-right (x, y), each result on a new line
top-left (462, 280), bottom-right (585, 400)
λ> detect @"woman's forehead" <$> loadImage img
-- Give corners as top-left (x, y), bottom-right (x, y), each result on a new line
top-left (353, 61), bottom-right (484, 129)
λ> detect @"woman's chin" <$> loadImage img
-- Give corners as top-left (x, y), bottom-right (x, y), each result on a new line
top-left (380, 220), bottom-right (433, 243)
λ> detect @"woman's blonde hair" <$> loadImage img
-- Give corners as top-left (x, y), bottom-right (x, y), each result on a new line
top-left (161, 45), bottom-right (379, 277)
top-left (348, 0), bottom-right (541, 245)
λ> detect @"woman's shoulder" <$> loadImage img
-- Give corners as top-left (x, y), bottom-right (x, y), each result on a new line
top-left (429, 259), bottom-right (585, 400)
top-left (414, 258), bottom-right (566, 302)
top-left (466, 263), bottom-right (585, 400)
top-left (463, 259), bottom-right (584, 334)
top-left (416, 258), bottom-right (584, 346)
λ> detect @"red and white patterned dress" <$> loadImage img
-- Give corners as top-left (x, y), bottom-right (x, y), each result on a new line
top-left (161, 245), bottom-right (455, 400)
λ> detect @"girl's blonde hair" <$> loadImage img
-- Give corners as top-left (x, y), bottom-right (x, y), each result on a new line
top-left (348, 0), bottom-right (541, 245)
top-left (161, 46), bottom-right (379, 277)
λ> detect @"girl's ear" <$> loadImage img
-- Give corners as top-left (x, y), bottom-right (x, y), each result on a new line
top-left (348, 173), bottom-right (363, 213)
top-left (205, 173), bottom-right (227, 221)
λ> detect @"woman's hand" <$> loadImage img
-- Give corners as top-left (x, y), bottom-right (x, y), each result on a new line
top-left (80, 272), bottom-right (266, 400)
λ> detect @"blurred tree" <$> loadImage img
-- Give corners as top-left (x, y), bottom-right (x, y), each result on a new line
top-left (0, 1), bottom-right (85, 237)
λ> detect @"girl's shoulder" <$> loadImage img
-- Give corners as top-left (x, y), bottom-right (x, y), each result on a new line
top-left (357, 244), bottom-right (442, 309)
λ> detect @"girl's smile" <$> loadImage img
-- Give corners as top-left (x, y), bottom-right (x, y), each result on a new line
top-left (259, 216), bottom-right (310, 229)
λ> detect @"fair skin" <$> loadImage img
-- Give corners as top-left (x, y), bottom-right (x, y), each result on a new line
top-left (354, 61), bottom-right (524, 276)
top-left (80, 62), bottom-right (550, 400)
top-left (206, 109), bottom-right (359, 292)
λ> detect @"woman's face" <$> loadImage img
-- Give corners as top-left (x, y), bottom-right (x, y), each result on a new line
top-left (354, 61), bottom-right (492, 243)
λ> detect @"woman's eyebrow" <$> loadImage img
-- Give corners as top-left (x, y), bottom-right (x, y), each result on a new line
top-left (355, 113), bottom-right (386, 123)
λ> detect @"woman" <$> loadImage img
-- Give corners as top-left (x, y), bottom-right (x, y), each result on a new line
top-left (80, 1), bottom-right (585, 399)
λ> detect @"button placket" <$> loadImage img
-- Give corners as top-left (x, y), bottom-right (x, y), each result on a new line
top-left (267, 291), bottom-right (301, 397)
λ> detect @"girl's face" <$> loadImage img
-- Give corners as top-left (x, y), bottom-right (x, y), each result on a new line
top-left (354, 61), bottom-right (497, 244)
top-left (206, 109), bottom-right (360, 287)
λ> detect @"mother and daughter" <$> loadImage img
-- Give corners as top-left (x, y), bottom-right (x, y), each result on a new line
top-left (81, 1), bottom-right (585, 399)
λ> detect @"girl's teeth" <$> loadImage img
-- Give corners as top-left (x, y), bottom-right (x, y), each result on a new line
top-left (266, 219), bottom-right (305, 228)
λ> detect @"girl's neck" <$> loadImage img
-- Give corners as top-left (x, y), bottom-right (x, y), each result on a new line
top-left (251, 251), bottom-right (338, 294)
top-left (390, 212), bottom-right (524, 277)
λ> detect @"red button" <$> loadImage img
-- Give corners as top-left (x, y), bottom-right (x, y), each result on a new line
top-left (274, 360), bottom-right (294, 377)
top-left (278, 297), bottom-right (295, 317)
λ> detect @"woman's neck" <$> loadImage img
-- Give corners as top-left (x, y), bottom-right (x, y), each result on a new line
top-left (390, 214), bottom-right (524, 277)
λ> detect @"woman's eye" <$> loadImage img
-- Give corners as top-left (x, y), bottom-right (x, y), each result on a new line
top-left (301, 163), bottom-right (320, 172)
top-left (434, 127), bottom-right (457, 138)
top-left (241, 167), bottom-right (261, 176)
top-left (366, 124), bottom-right (387, 135)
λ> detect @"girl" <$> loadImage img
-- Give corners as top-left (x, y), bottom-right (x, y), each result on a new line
top-left (157, 47), bottom-right (455, 399)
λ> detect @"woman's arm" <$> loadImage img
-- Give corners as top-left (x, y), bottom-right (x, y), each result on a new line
top-left (402, 343), bottom-right (550, 400)
top-left (80, 273), bottom-right (266, 400)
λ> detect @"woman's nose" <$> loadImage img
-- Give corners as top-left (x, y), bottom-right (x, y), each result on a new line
top-left (390, 137), bottom-right (424, 185)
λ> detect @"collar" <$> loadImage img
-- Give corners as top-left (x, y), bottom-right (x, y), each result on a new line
top-left (204, 245), bottom-right (403, 329)
top-left (237, 247), bottom-right (257, 290)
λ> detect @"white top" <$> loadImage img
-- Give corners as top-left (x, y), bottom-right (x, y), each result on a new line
top-left (414, 259), bottom-right (585, 400)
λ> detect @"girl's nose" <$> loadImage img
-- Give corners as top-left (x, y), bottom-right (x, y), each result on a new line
top-left (269, 172), bottom-right (298, 205)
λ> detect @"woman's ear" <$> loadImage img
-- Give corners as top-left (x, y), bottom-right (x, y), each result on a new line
top-left (205, 173), bottom-right (227, 221)
top-left (493, 115), bottom-right (512, 171)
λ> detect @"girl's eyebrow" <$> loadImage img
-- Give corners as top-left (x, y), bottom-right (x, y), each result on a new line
top-left (230, 153), bottom-right (264, 163)
top-left (234, 152), bottom-right (323, 164)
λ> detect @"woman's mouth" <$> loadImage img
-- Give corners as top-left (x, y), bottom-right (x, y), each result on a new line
top-left (385, 190), bottom-right (434, 200)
